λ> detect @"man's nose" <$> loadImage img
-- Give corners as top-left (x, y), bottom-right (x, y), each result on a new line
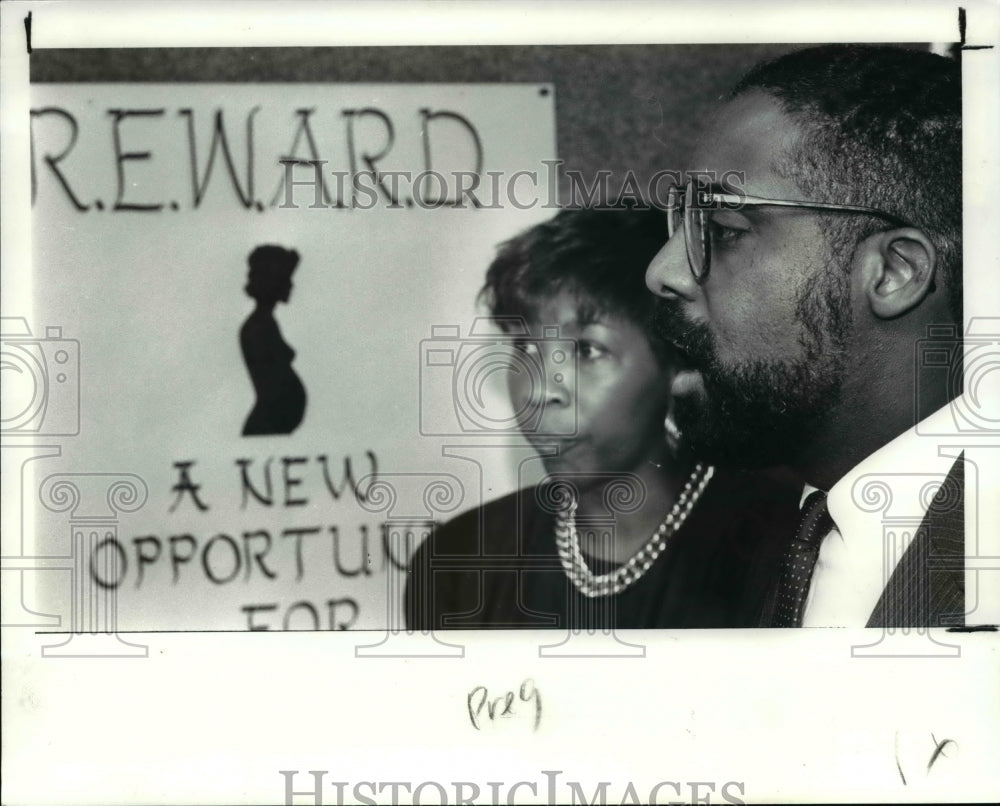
top-left (646, 233), bottom-right (698, 301)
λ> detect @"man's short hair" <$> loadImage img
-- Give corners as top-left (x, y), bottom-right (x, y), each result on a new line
top-left (731, 45), bottom-right (962, 323)
top-left (480, 206), bottom-right (672, 363)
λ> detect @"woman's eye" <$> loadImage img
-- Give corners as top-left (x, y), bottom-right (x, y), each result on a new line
top-left (512, 340), bottom-right (539, 356)
top-left (578, 340), bottom-right (607, 361)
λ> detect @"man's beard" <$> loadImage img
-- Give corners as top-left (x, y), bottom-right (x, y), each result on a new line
top-left (650, 270), bottom-right (852, 469)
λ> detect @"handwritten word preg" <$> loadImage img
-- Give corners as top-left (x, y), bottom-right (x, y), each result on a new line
top-left (467, 679), bottom-right (542, 732)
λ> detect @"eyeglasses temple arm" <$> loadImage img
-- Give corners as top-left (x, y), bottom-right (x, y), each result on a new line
top-left (713, 193), bottom-right (911, 226)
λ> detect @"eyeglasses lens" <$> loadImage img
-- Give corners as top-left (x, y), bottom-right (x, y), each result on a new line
top-left (667, 182), bottom-right (708, 282)
top-left (684, 182), bottom-right (707, 281)
top-left (666, 187), bottom-right (683, 238)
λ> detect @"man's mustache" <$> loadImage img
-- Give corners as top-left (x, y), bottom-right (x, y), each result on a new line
top-left (650, 297), bottom-right (717, 370)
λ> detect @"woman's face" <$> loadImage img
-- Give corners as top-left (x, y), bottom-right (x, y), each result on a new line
top-left (508, 290), bottom-right (673, 478)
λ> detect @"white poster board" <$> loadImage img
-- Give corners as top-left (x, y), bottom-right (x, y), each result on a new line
top-left (16, 82), bottom-right (556, 631)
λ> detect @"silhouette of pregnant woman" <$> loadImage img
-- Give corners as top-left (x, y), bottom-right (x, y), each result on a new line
top-left (240, 245), bottom-right (307, 436)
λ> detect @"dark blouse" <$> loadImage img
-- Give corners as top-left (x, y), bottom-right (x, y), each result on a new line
top-left (404, 468), bottom-right (800, 630)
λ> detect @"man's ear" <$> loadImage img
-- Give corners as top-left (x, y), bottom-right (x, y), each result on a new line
top-left (856, 228), bottom-right (938, 320)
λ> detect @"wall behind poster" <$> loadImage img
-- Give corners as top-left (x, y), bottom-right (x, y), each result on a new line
top-left (32, 44), bottom-right (808, 200)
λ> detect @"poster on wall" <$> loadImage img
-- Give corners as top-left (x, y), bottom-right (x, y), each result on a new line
top-left (13, 81), bottom-right (556, 633)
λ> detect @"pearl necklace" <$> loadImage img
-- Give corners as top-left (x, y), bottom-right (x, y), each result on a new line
top-left (554, 463), bottom-right (715, 598)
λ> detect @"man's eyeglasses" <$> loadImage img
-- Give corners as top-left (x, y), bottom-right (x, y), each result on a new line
top-left (665, 179), bottom-right (911, 283)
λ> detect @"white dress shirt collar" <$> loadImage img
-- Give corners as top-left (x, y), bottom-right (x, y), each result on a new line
top-left (801, 404), bottom-right (960, 627)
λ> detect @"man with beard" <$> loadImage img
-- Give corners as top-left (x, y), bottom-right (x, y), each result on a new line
top-left (645, 45), bottom-right (965, 627)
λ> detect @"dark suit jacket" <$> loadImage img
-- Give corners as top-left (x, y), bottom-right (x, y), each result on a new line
top-left (866, 455), bottom-right (965, 628)
top-left (758, 455), bottom-right (966, 628)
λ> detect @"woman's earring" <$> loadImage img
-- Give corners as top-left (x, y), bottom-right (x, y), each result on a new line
top-left (664, 412), bottom-right (682, 455)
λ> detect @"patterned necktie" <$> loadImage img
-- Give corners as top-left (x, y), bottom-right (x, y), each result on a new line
top-left (771, 489), bottom-right (834, 627)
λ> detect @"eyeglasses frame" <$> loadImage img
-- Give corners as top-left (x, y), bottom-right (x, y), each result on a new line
top-left (666, 180), bottom-right (913, 283)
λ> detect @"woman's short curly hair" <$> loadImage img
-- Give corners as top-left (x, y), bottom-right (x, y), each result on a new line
top-left (480, 206), bottom-right (673, 364)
